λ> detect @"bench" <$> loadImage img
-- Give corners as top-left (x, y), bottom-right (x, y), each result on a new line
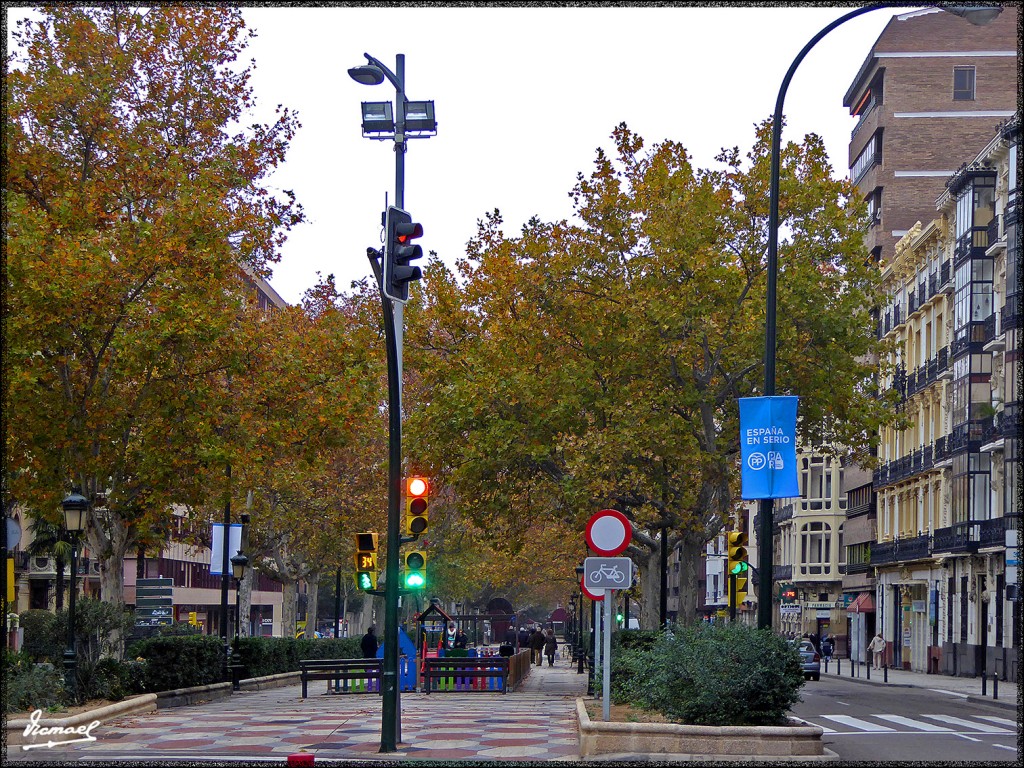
top-left (422, 657), bottom-right (509, 693)
top-left (299, 659), bottom-right (382, 698)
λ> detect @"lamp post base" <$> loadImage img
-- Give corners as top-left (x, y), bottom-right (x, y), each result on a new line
top-left (63, 648), bottom-right (78, 704)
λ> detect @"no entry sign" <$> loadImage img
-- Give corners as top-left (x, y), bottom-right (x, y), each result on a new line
top-left (585, 509), bottom-right (632, 556)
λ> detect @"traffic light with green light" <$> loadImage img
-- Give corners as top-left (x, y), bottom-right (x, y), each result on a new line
top-left (726, 530), bottom-right (749, 606)
top-left (403, 550), bottom-right (426, 589)
top-left (354, 532), bottom-right (378, 591)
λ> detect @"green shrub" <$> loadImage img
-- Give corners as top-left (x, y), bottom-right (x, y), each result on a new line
top-left (233, 636), bottom-right (360, 678)
top-left (3, 650), bottom-right (66, 713)
top-left (612, 623), bottom-right (804, 726)
top-left (128, 634), bottom-right (224, 692)
top-left (19, 610), bottom-right (63, 663)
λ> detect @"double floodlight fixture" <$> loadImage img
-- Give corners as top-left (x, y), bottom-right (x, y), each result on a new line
top-left (349, 52), bottom-right (436, 140)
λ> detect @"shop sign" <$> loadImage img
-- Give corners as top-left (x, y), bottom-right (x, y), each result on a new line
top-left (805, 601), bottom-right (833, 609)
top-left (815, 609), bottom-right (831, 619)
top-left (780, 605), bottom-right (801, 616)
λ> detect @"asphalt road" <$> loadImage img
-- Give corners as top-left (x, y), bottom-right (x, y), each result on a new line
top-left (790, 675), bottom-right (1020, 762)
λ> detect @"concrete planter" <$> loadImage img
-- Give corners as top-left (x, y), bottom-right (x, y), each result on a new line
top-left (577, 699), bottom-right (837, 761)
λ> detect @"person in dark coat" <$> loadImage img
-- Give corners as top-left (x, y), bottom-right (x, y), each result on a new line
top-left (820, 634), bottom-right (834, 661)
top-left (543, 628), bottom-right (558, 666)
top-left (453, 628), bottom-right (468, 649)
top-left (529, 627), bottom-right (545, 666)
top-left (361, 626), bottom-right (379, 658)
top-left (518, 626), bottom-right (530, 649)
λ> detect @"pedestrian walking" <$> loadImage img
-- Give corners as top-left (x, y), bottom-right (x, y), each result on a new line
top-left (543, 628), bottom-right (558, 666)
top-left (360, 626), bottom-right (379, 658)
top-left (518, 626), bottom-right (530, 650)
top-left (867, 631), bottom-right (886, 669)
top-left (821, 634), bottom-right (834, 661)
top-left (529, 626), bottom-right (545, 666)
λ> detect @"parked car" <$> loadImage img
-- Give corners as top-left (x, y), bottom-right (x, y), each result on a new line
top-left (794, 640), bottom-right (820, 681)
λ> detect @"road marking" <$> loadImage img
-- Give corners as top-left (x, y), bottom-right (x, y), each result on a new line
top-left (926, 688), bottom-right (969, 698)
top-left (994, 744), bottom-right (1017, 752)
top-left (954, 734), bottom-right (981, 742)
top-left (873, 714), bottom-right (951, 732)
top-left (822, 715), bottom-right (895, 732)
top-left (922, 715), bottom-right (1011, 733)
top-left (973, 716), bottom-right (1018, 727)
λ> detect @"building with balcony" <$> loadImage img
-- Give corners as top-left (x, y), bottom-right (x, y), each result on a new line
top-left (871, 114), bottom-right (1019, 682)
top-left (840, 5), bottom-right (1019, 678)
top-left (769, 453), bottom-right (847, 650)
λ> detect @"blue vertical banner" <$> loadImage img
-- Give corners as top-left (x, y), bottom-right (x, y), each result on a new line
top-left (739, 396), bottom-right (799, 499)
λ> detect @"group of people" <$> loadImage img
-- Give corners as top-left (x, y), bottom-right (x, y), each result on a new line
top-left (503, 624), bottom-right (559, 666)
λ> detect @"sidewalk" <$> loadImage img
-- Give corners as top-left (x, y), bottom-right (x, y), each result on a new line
top-left (10, 658), bottom-right (590, 763)
top-left (816, 657), bottom-right (1018, 710)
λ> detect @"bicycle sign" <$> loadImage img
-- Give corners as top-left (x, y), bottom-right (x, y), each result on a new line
top-left (583, 557), bottom-right (633, 590)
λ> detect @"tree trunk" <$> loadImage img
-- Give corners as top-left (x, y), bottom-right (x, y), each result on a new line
top-left (239, 565), bottom-right (252, 638)
top-left (305, 572), bottom-right (320, 634)
top-left (281, 580), bottom-right (297, 638)
top-left (675, 534), bottom-right (704, 626)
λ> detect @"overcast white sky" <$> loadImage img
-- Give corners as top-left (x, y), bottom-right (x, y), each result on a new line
top-left (9, 5), bottom-right (929, 306)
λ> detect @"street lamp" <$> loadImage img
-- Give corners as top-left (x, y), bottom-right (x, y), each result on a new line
top-left (230, 551), bottom-right (248, 691)
top-left (61, 491), bottom-right (89, 704)
top-left (349, 51), bottom-right (436, 754)
top-left (756, 3), bottom-right (1003, 631)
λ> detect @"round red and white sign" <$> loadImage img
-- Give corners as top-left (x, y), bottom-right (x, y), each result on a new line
top-left (580, 576), bottom-right (604, 601)
top-left (585, 509), bottom-right (632, 556)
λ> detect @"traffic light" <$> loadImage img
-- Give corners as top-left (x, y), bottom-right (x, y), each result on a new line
top-left (384, 206), bottom-right (424, 302)
top-left (726, 530), bottom-right (749, 607)
top-left (354, 532), bottom-right (378, 591)
top-left (405, 476), bottom-right (429, 536)
top-left (403, 550), bottom-right (426, 589)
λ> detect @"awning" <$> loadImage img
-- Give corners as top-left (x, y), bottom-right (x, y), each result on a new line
top-left (847, 592), bottom-right (875, 614)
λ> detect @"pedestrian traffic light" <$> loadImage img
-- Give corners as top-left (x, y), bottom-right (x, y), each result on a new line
top-left (403, 550), bottom-right (426, 589)
top-left (726, 530), bottom-right (749, 606)
top-left (405, 476), bottom-right (429, 536)
top-left (354, 532), bottom-right (378, 591)
top-left (384, 205), bottom-right (424, 302)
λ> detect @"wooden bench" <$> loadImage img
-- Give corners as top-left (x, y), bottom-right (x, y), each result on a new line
top-left (299, 658), bottom-right (382, 698)
top-left (422, 657), bottom-right (509, 694)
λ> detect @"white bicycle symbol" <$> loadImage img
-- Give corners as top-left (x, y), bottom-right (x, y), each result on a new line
top-left (595, 564), bottom-right (627, 585)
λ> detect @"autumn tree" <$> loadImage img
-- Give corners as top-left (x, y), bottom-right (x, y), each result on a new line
top-left (406, 122), bottom-right (896, 627)
top-left (4, 6), bottom-right (303, 603)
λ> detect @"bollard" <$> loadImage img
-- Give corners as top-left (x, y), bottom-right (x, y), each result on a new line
top-left (992, 673), bottom-right (998, 700)
top-left (982, 673), bottom-right (987, 697)
top-left (883, 664), bottom-right (887, 683)
top-left (866, 662), bottom-right (870, 680)
top-left (824, 658), bottom-right (829, 674)
top-left (837, 657), bottom-right (841, 676)
top-left (288, 751), bottom-right (315, 767)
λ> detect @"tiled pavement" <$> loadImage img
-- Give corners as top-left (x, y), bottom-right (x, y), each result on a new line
top-left (11, 658), bottom-right (591, 763)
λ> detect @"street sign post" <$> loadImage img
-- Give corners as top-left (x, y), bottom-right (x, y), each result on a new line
top-left (585, 509), bottom-right (632, 556)
top-left (582, 556), bottom-right (632, 721)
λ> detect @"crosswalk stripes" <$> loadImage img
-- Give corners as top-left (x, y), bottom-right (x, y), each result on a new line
top-left (920, 715), bottom-right (1013, 733)
top-left (815, 713), bottom-right (1017, 734)
top-left (822, 715), bottom-right (895, 732)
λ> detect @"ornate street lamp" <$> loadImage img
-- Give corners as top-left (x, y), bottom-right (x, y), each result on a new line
top-left (61, 491), bottom-right (89, 703)
top-left (229, 551), bottom-right (248, 691)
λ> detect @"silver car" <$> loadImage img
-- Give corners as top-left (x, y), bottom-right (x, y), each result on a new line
top-left (795, 640), bottom-right (820, 681)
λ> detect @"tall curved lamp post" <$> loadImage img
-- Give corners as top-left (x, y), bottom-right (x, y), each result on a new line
top-left (61, 491), bottom-right (89, 703)
top-left (756, 3), bottom-right (1003, 631)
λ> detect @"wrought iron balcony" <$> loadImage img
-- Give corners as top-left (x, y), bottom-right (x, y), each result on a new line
top-left (870, 539), bottom-right (897, 565)
top-left (986, 214), bottom-right (1002, 250)
top-left (932, 521), bottom-right (979, 554)
top-left (1004, 293), bottom-right (1021, 331)
top-left (939, 260), bottom-right (952, 293)
top-left (773, 564), bottom-right (793, 581)
top-left (978, 516), bottom-right (1009, 548)
top-left (1003, 402), bottom-right (1020, 440)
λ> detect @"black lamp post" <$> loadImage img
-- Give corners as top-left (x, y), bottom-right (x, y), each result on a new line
top-left (230, 551), bottom-right (248, 691)
top-left (61, 491), bottom-right (89, 704)
top-left (756, 2), bottom-right (1002, 631)
top-left (349, 51), bottom-right (436, 755)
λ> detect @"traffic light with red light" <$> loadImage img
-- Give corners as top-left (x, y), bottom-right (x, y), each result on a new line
top-left (384, 206), bottom-right (424, 302)
top-left (405, 476), bottom-right (429, 537)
